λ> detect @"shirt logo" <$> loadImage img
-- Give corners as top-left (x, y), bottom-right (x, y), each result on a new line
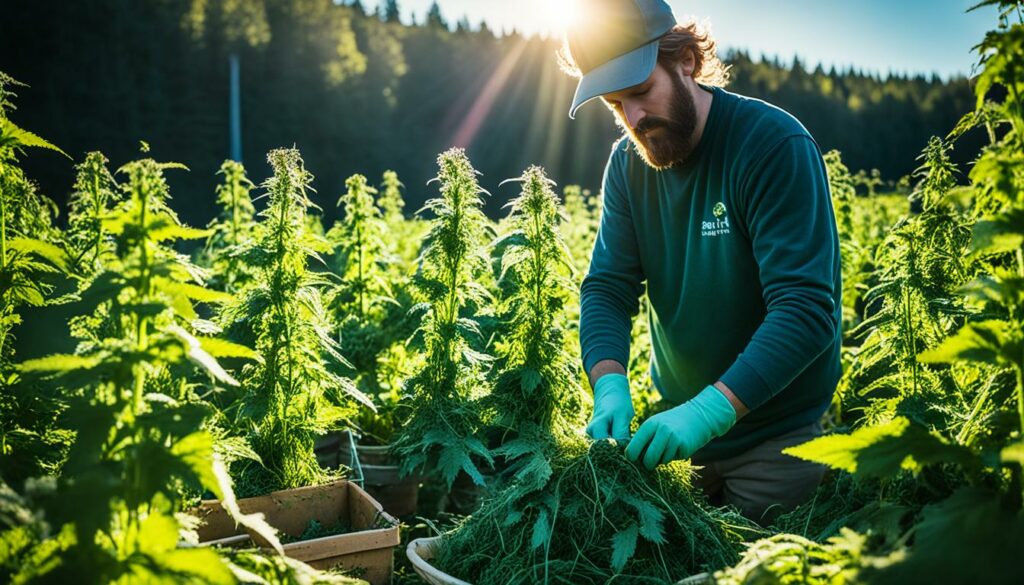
top-left (702, 201), bottom-right (731, 237)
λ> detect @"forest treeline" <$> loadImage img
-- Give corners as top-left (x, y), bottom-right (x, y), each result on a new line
top-left (0, 0), bottom-right (987, 223)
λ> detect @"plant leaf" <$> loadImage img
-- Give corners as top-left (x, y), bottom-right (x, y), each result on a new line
top-left (783, 417), bottom-right (978, 479)
top-left (610, 524), bottom-right (639, 572)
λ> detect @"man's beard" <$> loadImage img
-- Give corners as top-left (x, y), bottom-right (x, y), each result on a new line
top-left (624, 73), bottom-right (698, 170)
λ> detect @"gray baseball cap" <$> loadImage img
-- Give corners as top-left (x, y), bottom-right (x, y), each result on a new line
top-left (566, 0), bottom-right (678, 119)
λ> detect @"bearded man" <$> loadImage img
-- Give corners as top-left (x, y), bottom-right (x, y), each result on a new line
top-left (561, 0), bottom-right (842, 524)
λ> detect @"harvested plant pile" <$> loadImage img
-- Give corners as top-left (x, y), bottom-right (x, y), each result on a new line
top-left (435, 437), bottom-right (757, 584)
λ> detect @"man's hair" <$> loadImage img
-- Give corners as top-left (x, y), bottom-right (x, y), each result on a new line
top-left (557, 19), bottom-right (730, 88)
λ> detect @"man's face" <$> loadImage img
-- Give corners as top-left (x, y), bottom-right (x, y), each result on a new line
top-left (601, 63), bottom-right (698, 170)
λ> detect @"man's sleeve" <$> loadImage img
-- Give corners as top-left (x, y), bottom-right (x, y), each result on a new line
top-left (720, 135), bottom-right (841, 411)
top-left (579, 145), bottom-right (645, 376)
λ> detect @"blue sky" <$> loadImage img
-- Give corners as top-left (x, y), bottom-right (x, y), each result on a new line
top-left (361, 0), bottom-right (1000, 79)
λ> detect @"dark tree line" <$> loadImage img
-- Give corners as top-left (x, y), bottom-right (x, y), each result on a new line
top-left (0, 0), bottom-right (987, 226)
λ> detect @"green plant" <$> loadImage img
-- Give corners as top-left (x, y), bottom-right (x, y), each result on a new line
top-left (559, 184), bottom-right (598, 276)
top-left (486, 166), bottom-right (584, 486)
top-left (377, 170), bottom-right (428, 284)
top-left (378, 169), bottom-right (405, 226)
top-left (326, 172), bottom-right (421, 447)
top-left (66, 151), bottom-right (120, 274)
top-left (327, 174), bottom-right (394, 371)
top-left (219, 148), bottom-right (373, 497)
top-left (713, 529), bottom-right (901, 584)
top-left (0, 72), bottom-right (74, 489)
top-left (200, 160), bottom-right (258, 293)
top-left (391, 148), bottom-right (494, 487)
top-left (7, 151), bottom-right (278, 582)
top-left (839, 136), bottom-right (978, 431)
top-left (435, 438), bottom-right (755, 584)
top-left (0, 72), bottom-right (68, 372)
top-left (776, 7), bottom-right (1024, 582)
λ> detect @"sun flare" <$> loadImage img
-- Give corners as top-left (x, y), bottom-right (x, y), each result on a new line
top-left (529, 0), bottom-right (582, 36)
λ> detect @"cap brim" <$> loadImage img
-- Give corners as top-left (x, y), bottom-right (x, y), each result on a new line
top-left (569, 38), bottom-right (659, 119)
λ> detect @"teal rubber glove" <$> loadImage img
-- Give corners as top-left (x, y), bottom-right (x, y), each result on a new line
top-left (625, 385), bottom-right (737, 470)
top-left (586, 373), bottom-right (635, 441)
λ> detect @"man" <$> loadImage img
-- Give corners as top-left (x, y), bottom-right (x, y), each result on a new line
top-left (561, 0), bottom-right (842, 524)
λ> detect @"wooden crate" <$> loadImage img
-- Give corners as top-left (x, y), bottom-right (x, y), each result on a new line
top-left (195, 480), bottom-right (400, 585)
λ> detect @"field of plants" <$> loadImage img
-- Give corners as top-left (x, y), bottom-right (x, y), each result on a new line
top-left (1, 2), bottom-right (1023, 584)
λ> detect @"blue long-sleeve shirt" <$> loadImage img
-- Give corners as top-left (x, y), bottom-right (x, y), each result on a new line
top-left (580, 84), bottom-right (842, 461)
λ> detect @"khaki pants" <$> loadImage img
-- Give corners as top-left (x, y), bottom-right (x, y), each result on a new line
top-left (692, 422), bottom-right (826, 526)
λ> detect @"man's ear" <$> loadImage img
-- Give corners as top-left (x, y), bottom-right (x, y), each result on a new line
top-left (677, 48), bottom-right (697, 78)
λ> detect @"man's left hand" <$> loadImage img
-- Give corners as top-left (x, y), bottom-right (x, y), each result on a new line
top-left (625, 385), bottom-right (738, 470)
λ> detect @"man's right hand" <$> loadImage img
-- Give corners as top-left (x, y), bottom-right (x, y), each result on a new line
top-left (586, 373), bottom-right (635, 440)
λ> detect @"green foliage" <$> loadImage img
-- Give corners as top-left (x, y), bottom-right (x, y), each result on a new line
top-left (839, 136), bottom-right (979, 431)
top-left (219, 148), bottom-right (372, 497)
top-left (714, 529), bottom-right (900, 585)
top-left (860, 487), bottom-right (1024, 585)
top-left (773, 6), bottom-right (1024, 582)
top-left (66, 151), bottom-right (120, 274)
top-left (220, 547), bottom-right (364, 584)
top-left (0, 72), bottom-right (66, 369)
top-left (5, 151), bottom-right (278, 582)
top-left (326, 172), bottom-right (419, 446)
top-left (201, 160), bottom-right (258, 293)
top-left (0, 72), bottom-right (74, 491)
top-left (486, 167), bottom-right (584, 487)
top-left (391, 148), bottom-right (494, 487)
top-left (328, 174), bottom-right (391, 337)
top-left (378, 169), bottom-right (405, 224)
top-left (435, 438), bottom-right (756, 584)
top-left (784, 417), bottom-right (978, 479)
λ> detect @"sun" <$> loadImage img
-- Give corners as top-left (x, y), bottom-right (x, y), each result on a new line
top-left (529, 0), bottom-right (582, 36)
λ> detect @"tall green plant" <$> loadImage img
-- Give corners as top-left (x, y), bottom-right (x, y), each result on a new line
top-left (378, 169), bottom-right (405, 226)
top-left (916, 0), bottom-right (1024, 502)
top-left (220, 148), bottom-right (373, 497)
top-left (377, 169), bottom-right (426, 284)
top-left (326, 173), bottom-right (412, 445)
top-left (328, 174), bottom-right (391, 329)
top-left (0, 72), bottom-right (73, 488)
top-left (8, 152), bottom-right (278, 582)
top-left (201, 160), bottom-right (257, 293)
top-left (840, 137), bottom-right (977, 428)
top-left (487, 167), bottom-right (583, 487)
top-left (779, 6), bottom-right (1024, 581)
top-left (66, 151), bottom-right (119, 274)
top-left (0, 72), bottom-right (68, 372)
top-left (391, 148), bottom-right (494, 487)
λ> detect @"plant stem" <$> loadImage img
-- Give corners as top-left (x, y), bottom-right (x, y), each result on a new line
top-left (358, 213), bottom-right (365, 322)
top-left (957, 372), bottom-right (996, 446)
top-left (92, 170), bottom-right (103, 266)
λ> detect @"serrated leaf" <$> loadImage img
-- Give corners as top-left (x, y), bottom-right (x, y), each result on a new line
top-left (531, 508), bottom-right (551, 550)
top-left (438, 444), bottom-right (476, 487)
top-left (171, 432), bottom-right (218, 494)
top-left (166, 325), bottom-right (238, 386)
top-left (520, 368), bottom-right (542, 394)
top-left (19, 353), bottom-right (101, 374)
top-left (149, 221), bottom-right (212, 242)
top-left (211, 459), bottom-right (283, 555)
top-left (918, 320), bottom-right (1019, 367)
top-left (8, 237), bottom-right (70, 272)
top-left (163, 281), bottom-right (233, 304)
top-left (970, 207), bottom-right (1024, 255)
top-left (784, 417), bottom-right (978, 479)
top-left (197, 337), bottom-right (258, 361)
top-left (610, 524), bottom-right (639, 572)
top-left (0, 118), bottom-right (68, 157)
top-left (514, 452), bottom-right (553, 488)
